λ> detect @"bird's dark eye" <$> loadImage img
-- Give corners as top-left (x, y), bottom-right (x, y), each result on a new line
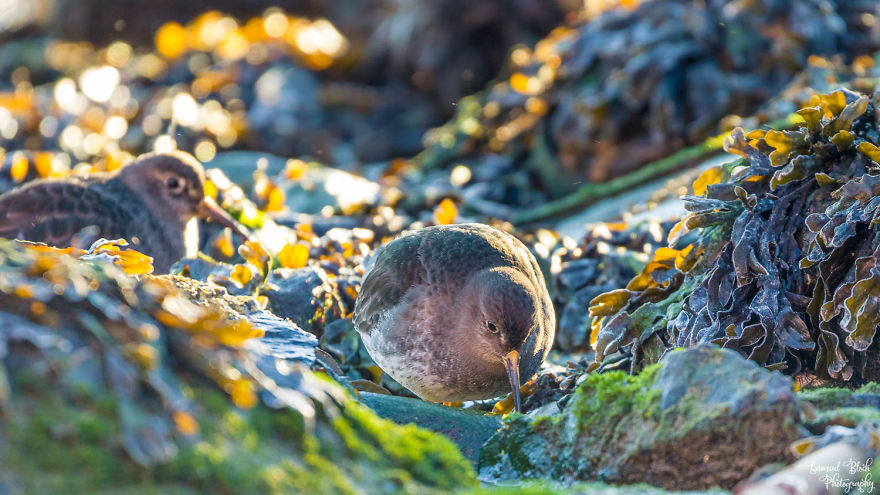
top-left (487, 321), bottom-right (498, 333)
top-left (165, 176), bottom-right (186, 194)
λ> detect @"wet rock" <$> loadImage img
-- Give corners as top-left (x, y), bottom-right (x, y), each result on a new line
top-left (549, 221), bottom-right (671, 353)
top-left (479, 345), bottom-right (803, 490)
top-left (171, 256), bottom-right (257, 296)
top-left (204, 151), bottom-right (289, 190)
top-left (556, 258), bottom-right (600, 293)
top-left (245, 309), bottom-right (318, 368)
top-left (360, 392), bottom-right (502, 464)
top-left (321, 317), bottom-right (360, 364)
top-left (282, 165), bottom-right (381, 216)
top-left (247, 65), bottom-right (323, 159)
top-left (556, 284), bottom-right (615, 352)
top-left (519, 372), bottom-right (567, 415)
top-left (260, 266), bottom-right (345, 339)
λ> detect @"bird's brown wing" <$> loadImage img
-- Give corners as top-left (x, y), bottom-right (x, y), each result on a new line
top-left (353, 231), bottom-right (426, 335)
top-left (419, 223), bottom-right (555, 320)
top-left (0, 178), bottom-right (124, 248)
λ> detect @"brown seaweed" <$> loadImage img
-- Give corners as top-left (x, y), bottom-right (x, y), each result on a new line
top-left (415, 0), bottom-right (880, 210)
top-left (590, 89), bottom-right (880, 382)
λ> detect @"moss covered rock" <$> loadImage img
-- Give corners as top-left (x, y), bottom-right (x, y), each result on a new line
top-left (479, 345), bottom-right (802, 490)
top-left (0, 239), bottom-right (476, 494)
top-left (0, 375), bottom-right (476, 494)
top-left (799, 383), bottom-right (880, 429)
top-left (461, 482), bottom-right (729, 495)
top-left (360, 392), bottom-right (503, 464)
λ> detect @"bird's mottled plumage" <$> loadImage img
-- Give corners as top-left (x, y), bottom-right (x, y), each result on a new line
top-left (0, 151), bottom-right (245, 272)
top-left (353, 223), bottom-right (555, 408)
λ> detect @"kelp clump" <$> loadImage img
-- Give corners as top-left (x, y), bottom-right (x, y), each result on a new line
top-left (0, 239), bottom-right (476, 493)
top-left (590, 89), bottom-right (880, 383)
top-left (416, 0), bottom-right (880, 208)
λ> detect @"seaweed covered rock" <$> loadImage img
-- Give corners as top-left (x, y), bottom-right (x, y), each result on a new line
top-left (415, 0), bottom-right (880, 209)
top-left (0, 239), bottom-right (476, 493)
top-left (589, 89), bottom-right (880, 383)
top-left (479, 345), bottom-right (802, 490)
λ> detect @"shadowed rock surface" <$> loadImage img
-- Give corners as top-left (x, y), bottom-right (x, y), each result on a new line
top-left (360, 392), bottom-right (503, 464)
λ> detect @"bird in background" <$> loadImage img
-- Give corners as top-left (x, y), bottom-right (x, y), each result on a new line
top-left (0, 150), bottom-right (249, 272)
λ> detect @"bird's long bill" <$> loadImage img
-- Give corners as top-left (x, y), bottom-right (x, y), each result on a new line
top-left (503, 349), bottom-right (522, 413)
top-left (197, 196), bottom-right (251, 239)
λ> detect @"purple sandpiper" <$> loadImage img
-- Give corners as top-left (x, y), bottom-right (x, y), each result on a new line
top-left (0, 151), bottom-right (248, 272)
top-left (353, 223), bottom-right (555, 411)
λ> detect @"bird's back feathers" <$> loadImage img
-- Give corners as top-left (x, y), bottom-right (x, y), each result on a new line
top-left (0, 175), bottom-right (131, 248)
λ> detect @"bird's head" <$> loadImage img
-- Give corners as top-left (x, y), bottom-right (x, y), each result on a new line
top-left (463, 266), bottom-right (539, 412)
top-left (116, 151), bottom-right (249, 243)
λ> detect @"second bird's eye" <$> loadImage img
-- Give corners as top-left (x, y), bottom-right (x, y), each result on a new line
top-left (487, 321), bottom-right (498, 333)
top-left (165, 176), bottom-right (186, 194)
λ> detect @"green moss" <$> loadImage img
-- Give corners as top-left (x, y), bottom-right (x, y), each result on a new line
top-left (159, 388), bottom-right (475, 494)
top-left (856, 382), bottom-right (880, 394)
top-left (341, 400), bottom-right (477, 487)
top-left (811, 406), bottom-right (880, 427)
top-left (531, 415), bottom-right (553, 428)
top-left (797, 386), bottom-right (856, 409)
top-left (568, 364), bottom-right (662, 430)
top-left (2, 385), bottom-right (146, 493)
top-left (2, 376), bottom-right (476, 494)
top-left (459, 483), bottom-right (561, 495)
top-left (798, 382), bottom-right (880, 421)
top-left (871, 451), bottom-right (880, 487)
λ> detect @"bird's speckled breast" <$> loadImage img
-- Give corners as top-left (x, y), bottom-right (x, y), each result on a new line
top-left (360, 285), bottom-right (519, 402)
top-left (359, 285), bottom-right (454, 401)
